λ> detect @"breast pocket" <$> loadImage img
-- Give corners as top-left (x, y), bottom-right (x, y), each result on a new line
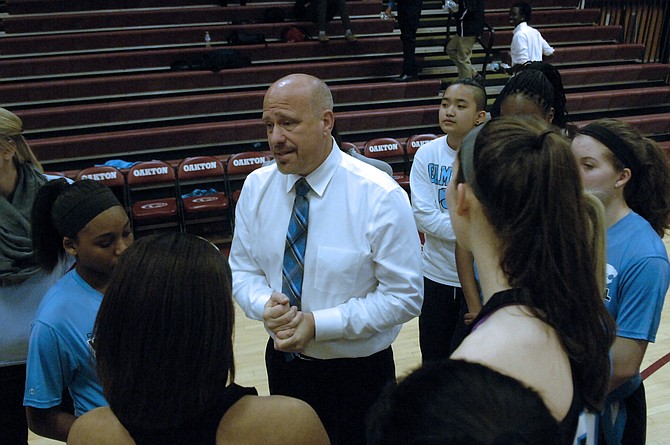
top-left (313, 246), bottom-right (366, 293)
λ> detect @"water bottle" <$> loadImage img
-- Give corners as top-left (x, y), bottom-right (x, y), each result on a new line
top-left (204, 31), bottom-right (211, 47)
top-left (443, 0), bottom-right (459, 12)
top-left (486, 62), bottom-right (500, 72)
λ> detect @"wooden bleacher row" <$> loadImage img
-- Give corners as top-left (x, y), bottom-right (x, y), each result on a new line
top-left (1, 0), bottom-right (668, 174)
top-left (3, 0), bottom-right (578, 15)
top-left (0, 6), bottom-right (608, 81)
top-left (1, 2), bottom-right (380, 34)
top-left (18, 70), bottom-right (670, 167)
top-left (15, 76), bottom-right (670, 136)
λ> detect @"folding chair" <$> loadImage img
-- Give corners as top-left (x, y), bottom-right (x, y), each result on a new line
top-left (126, 160), bottom-right (182, 236)
top-left (177, 156), bottom-right (232, 240)
top-left (225, 151), bottom-right (272, 209)
top-left (405, 134), bottom-right (438, 172)
top-left (363, 137), bottom-right (410, 192)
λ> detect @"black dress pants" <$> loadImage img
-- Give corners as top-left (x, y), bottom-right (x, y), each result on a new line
top-left (419, 277), bottom-right (468, 362)
top-left (265, 339), bottom-right (395, 445)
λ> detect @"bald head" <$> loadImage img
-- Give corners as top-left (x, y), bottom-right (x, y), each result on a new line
top-left (267, 74), bottom-right (334, 118)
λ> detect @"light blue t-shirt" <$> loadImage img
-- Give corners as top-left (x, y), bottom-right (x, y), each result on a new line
top-left (24, 269), bottom-right (107, 416)
top-left (605, 211), bottom-right (669, 342)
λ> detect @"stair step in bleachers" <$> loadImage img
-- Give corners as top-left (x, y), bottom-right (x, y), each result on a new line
top-left (27, 104), bottom-right (441, 165)
top-left (1, 2), bottom-right (381, 34)
top-left (1, 0), bottom-right (667, 178)
top-left (573, 113), bottom-right (670, 139)
top-left (1, 57), bottom-right (411, 106)
top-left (559, 64), bottom-right (669, 88)
top-left (483, 8), bottom-right (600, 28)
top-left (567, 86), bottom-right (670, 116)
top-left (0, 18), bottom-right (394, 55)
top-left (4, 0), bottom-right (575, 15)
top-left (16, 79), bottom-right (441, 133)
top-left (0, 37), bottom-right (403, 80)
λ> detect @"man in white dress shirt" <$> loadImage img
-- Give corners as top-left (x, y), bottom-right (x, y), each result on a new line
top-left (229, 73), bottom-right (424, 445)
top-left (509, 2), bottom-right (554, 73)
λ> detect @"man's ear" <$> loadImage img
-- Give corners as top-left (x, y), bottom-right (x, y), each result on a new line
top-left (615, 168), bottom-right (632, 189)
top-left (322, 110), bottom-right (335, 136)
top-left (63, 237), bottom-right (77, 257)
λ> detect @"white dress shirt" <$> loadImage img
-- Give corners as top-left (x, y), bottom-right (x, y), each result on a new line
top-left (230, 142), bottom-right (424, 359)
top-left (409, 135), bottom-right (460, 286)
top-left (511, 22), bottom-right (555, 66)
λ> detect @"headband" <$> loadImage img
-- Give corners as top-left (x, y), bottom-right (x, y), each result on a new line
top-left (578, 124), bottom-right (641, 176)
top-left (52, 180), bottom-right (122, 238)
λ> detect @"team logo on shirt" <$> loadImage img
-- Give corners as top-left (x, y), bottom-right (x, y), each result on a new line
top-left (604, 264), bottom-right (618, 302)
top-left (428, 163), bottom-right (452, 210)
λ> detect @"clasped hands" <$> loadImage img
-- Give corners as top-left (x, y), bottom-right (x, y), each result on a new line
top-left (263, 292), bottom-right (315, 353)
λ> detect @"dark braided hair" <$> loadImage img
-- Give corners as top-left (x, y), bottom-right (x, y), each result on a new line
top-left (491, 63), bottom-right (568, 129)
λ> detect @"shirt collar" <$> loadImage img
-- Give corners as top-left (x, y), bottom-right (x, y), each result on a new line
top-left (284, 137), bottom-right (341, 197)
top-left (514, 22), bottom-right (528, 33)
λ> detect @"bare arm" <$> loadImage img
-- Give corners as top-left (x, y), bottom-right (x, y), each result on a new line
top-left (27, 405), bottom-right (77, 442)
top-left (609, 336), bottom-right (648, 392)
top-left (221, 395), bottom-right (330, 445)
top-left (455, 244), bottom-right (482, 324)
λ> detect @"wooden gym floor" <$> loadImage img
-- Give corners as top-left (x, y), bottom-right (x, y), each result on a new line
top-left (30, 238), bottom-right (670, 444)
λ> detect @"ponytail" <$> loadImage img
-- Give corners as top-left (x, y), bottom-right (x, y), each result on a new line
top-left (626, 137), bottom-right (670, 237)
top-left (31, 179), bottom-right (69, 272)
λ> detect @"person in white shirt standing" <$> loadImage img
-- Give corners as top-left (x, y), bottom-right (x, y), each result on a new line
top-left (509, 2), bottom-right (554, 73)
top-left (229, 73), bottom-right (424, 445)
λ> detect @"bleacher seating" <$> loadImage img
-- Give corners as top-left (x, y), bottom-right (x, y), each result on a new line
top-left (1, 0), bottom-right (668, 246)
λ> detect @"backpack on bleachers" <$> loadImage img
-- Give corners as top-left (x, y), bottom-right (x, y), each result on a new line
top-left (227, 30), bottom-right (267, 46)
top-left (281, 26), bottom-right (312, 43)
top-left (170, 49), bottom-right (252, 72)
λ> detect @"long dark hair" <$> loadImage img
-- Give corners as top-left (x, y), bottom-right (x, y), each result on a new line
top-left (367, 359), bottom-right (561, 445)
top-left (94, 233), bottom-right (235, 430)
top-left (457, 116), bottom-right (616, 410)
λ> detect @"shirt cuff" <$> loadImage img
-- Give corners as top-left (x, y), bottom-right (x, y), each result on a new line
top-left (311, 307), bottom-right (344, 342)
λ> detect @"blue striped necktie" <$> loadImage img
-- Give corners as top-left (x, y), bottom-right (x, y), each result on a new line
top-left (282, 178), bottom-right (310, 310)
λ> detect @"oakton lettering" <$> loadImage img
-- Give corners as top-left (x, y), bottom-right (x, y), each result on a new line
top-left (411, 140), bottom-right (428, 148)
top-left (82, 172), bottom-right (117, 181)
top-left (183, 162), bottom-right (216, 172)
top-left (368, 144), bottom-right (398, 153)
top-left (133, 167), bottom-right (168, 177)
top-left (232, 157), bottom-right (265, 167)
